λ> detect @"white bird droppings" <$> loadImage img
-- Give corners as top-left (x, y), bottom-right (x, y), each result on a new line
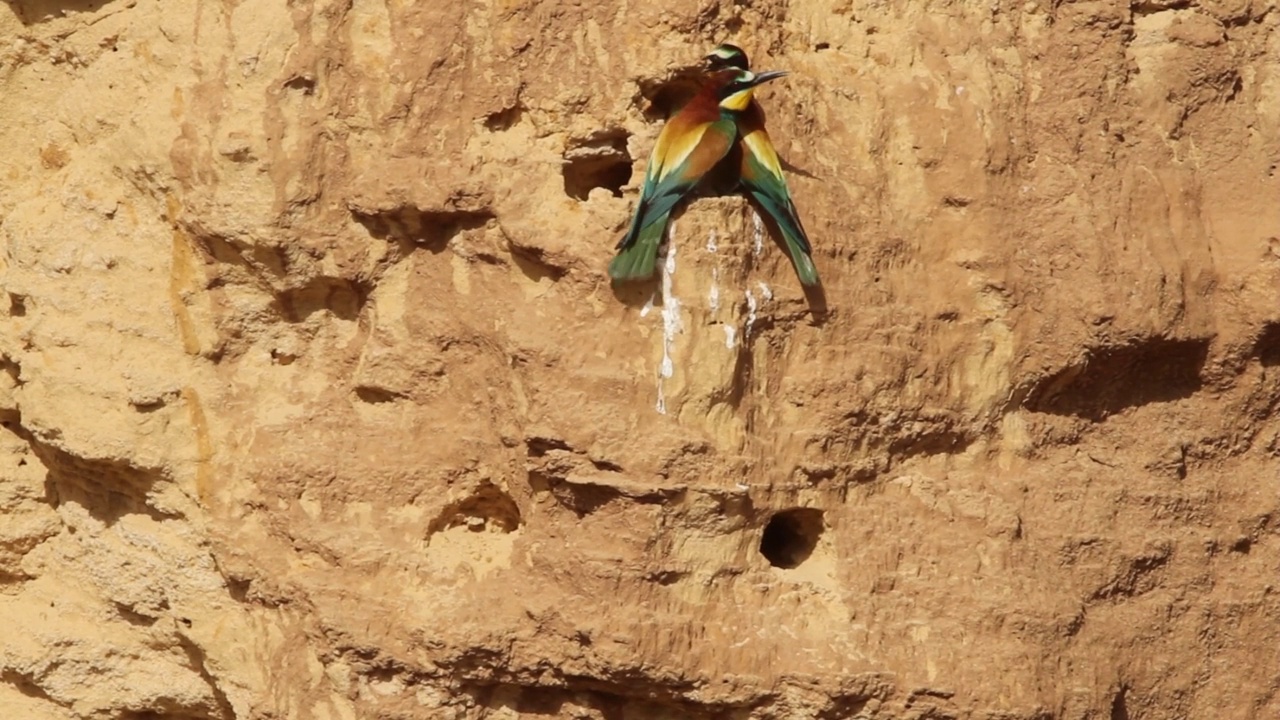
top-left (656, 228), bottom-right (682, 415)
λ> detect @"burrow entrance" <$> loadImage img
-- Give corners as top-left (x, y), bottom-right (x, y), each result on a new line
top-left (759, 508), bottom-right (824, 569)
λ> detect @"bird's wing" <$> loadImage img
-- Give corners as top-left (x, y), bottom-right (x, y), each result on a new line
top-left (645, 118), bottom-right (735, 215)
top-left (648, 113), bottom-right (723, 182)
top-left (740, 126), bottom-right (813, 255)
top-left (617, 118), bottom-right (736, 249)
top-left (740, 124), bottom-right (786, 180)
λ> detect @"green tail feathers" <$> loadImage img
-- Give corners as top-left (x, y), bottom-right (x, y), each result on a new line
top-left (610, 206), bottom-right (817, 286)
top-left (785, 234), bottom-right (819, 286)
top-left (748, 189), bottom-right (820, 287)
top-left (775, 219), bottom-right (819, 286)
top-left (608, 218), bottom-right (668, 281)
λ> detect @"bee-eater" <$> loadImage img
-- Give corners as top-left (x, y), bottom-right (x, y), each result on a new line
top-left (609, 67), bottom-right (790, 282)
top-left (705, 44), bottom-right (819, 286)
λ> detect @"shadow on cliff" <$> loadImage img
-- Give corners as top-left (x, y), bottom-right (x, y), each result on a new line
top-left (0, 410), bottom-right (173, 525)
top-left (608, 274), bottom-right (661, 310)
top-left (1013, 336), bottom-right (1211, 420)
top-left (351, 204), bottom-right (494, 255)
top-left (3, 0), bottom-right (120, 24)
top-left (36, 449), bottom-right (174, 525)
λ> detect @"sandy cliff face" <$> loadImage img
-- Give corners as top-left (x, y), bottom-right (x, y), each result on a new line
top-left (2, 0), bottom-right (1279, 718)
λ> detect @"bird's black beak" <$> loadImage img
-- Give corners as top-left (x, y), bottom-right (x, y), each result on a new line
top-left (749, 70), bottom-right (789, 87)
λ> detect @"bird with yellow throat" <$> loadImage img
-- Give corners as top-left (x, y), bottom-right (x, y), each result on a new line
top-left (704, 43), bottom-right (819, 287)
top-left (609, 47), bottom-right (819, 287)
top-left (608, 64), bottom-right (793, 283)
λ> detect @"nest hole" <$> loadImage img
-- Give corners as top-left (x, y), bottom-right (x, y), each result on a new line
top-left (563, 155), bottom-right (632, 200)
top-left (760, 508), bottom-right (824, 569)
top-left (562, 130), bottom-right (633, 200)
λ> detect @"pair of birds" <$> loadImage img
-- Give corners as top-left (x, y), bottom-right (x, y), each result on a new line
top-left (609, 44), bottom-right (819, 287)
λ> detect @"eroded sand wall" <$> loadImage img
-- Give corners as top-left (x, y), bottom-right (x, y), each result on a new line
top-left (2, 0), bottom-right (1279, 718)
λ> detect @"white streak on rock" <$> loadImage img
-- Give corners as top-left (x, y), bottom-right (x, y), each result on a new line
top-left (706, 230), bottom-right (718, 253)
top-left (757, 281), bottom-right (772, 302)
top-left (709, 267), bottom-right (720, 312)
top-left (724, 325), bottom-right (737, 349)
top-left (656, 227), bottom-right (682, 414)
top-left (752, 212), bottom-right (764, 256)
top-left (745, 289), bottom-right (758, 336)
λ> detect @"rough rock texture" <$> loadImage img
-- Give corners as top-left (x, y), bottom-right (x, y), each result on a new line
top-left (2, 0), bottom-right (1279, 718)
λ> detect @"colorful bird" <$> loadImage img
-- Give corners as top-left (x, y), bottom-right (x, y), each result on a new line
top-left (705, 44), bottom-right (819, 286)
top-left (609, 67), bottom-right (790, 282)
